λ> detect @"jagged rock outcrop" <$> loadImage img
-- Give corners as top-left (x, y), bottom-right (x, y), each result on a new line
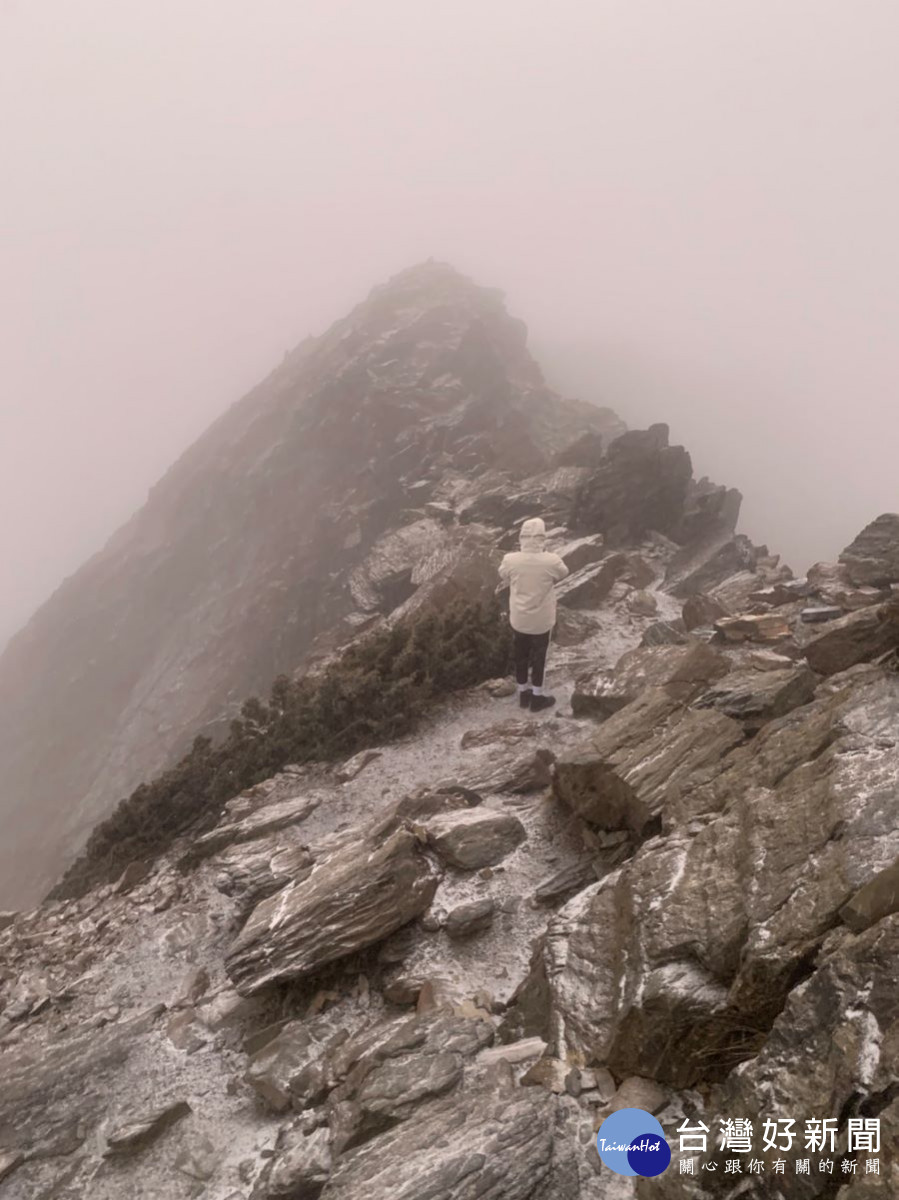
top-left (840, 512), bottom-right (899, 585)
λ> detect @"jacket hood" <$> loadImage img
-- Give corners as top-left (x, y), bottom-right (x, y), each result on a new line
top-left (519, 517), bottom-right (547, 552)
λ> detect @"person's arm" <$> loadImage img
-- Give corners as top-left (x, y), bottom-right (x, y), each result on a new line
top-left (550, 554), bottom-right (569, 582)
top-left (498, 555), bottom-right (512, 586)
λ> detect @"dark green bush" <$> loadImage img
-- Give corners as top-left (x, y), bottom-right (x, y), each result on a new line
top-left (49, 595), bottom-right (512, 900)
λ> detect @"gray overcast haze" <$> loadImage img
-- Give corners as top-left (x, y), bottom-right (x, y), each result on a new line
top-left (2, 0), bottom-right (898, 646)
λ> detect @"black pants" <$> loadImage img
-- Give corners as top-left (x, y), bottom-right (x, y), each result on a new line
top-left (513, 628), bottom-right (551, 688)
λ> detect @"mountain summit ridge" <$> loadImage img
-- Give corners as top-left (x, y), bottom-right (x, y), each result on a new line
top-left (0, 262), bottom-right (624, 907)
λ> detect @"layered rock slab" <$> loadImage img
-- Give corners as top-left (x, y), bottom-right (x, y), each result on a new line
top-left (225, 828), bottom-right (440, 994)
top-left (320, 1077), bottom-right (555, 1200)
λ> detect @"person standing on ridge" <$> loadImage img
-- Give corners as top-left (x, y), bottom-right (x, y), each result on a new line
top-left (498, 517), bottom-right (569, 712)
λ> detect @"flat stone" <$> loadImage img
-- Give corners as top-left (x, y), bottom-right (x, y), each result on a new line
top-left (714, 612), bottom-right (791, 643)
top-left (444, 899), bottom-right (495, 938)
top-left (694, 665), bottom-right (818, 731)
top-left (336, 749), bottom-right (383, 783)
top-left (357, 1050), bottom-right (463, 1118)
top-left (840, 857), bottom-right (899, 933)
top-left (802, 599), bottom-right (899, 675)
top-left (799, 605), bottom-right (843, 623)
top-left (479, 1037), bottom-right (547, 1066)
top-left (555, 534), bottom-right (606, 572)
top-left (104, 1099), bottom-right (192, 1155)
top-left (189, 793), bottom-right (322, 864)
top-left (571, 642), bottom-right (729, 719)
top-left (422, 810), bottom-right (526, 870)
top-left (682, 593), bottom-right (730, 630)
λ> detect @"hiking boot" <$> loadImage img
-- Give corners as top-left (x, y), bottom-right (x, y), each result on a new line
top-left (529, 693), bottom-right (556, 713)
top-left (518, 689), bottom-right (533, 708)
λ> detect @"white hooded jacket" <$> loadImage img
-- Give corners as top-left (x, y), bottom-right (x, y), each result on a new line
top-left (498, 517), bottom-right (569, 635)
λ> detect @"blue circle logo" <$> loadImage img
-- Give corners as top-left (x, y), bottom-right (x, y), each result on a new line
top-left (596, 1108), bottom-right (672, 1177)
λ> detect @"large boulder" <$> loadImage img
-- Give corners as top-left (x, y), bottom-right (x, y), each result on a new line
top-left (225, 828), bottom-right (441, 994)
top-left (554, 687), bottom-right (744, 835)
top-left (554, 533), bottom-right (605, 572)
top-left (571, 642), bottom-right (730, 719)
top-left (710, 915), bottom-right (899, 1189)
top-left (570, 424), bottom-right (695, 546)
top-left (802, 599), bottom-right (899, 675)
top-left (349, 519), bottom-right (450, 612)
top-left (319, 1076), bottom-right (555, 1200)
top-left (665, 533), bottom-right (758, 598)
top-left (541, 670), bottom-right (899, 1088)
top-left (694, 665), bottom-right (818, 731)
top-left (420, 809), bottom-right (527, 870)
top-left (839, 513), bottom-right (899, 586)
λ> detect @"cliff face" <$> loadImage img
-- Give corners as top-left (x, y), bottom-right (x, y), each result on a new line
top-left (0, 262), bottom-right (624, 909)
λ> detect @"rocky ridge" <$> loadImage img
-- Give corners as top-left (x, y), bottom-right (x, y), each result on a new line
top-left (0, 261), bottom-right (625, 909)
top-left (2, 270), bottom-right (899, 1198)
top-left (4, 495), bottom-right (898, 1198)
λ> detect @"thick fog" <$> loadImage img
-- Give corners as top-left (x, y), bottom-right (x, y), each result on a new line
top-left (3, 0), bottom-right (898, 645)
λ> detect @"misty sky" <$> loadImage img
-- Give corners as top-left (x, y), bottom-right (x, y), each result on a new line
top-left (3, 1), bottom-right (898, 645)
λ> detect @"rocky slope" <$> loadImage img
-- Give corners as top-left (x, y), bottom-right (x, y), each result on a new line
top-left (3, 265), bottom-right (899, 1199)
top-left (0, 262), bottom-right (626, 909)
top-left (4, 507), bottom-right (897, 1200)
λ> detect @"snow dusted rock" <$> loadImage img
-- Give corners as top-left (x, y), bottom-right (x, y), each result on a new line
top-left (336, 749), bottom-right (383, 783)
top-left (681, 592), bottom-right (730, 630)
top-left (839, 512), bottom-right (899, 586)
top-left (185, 792), bottom-right (322, 864)
top-left (714, 612), bottom-right (792, 643)
top-left (0, 1002), bottom-right (166, 1164)
top-left (104, 1099), bottom-right (192, 1155)
top-left (626, 589), bottom-right (658, 616)
top-left (665, 533), bottom-right (757, 599)
top-left (213, 836), bottom-right (315, 916)
top-left (555, 688), bottom-right (744, 835)
top-left (444, 898), bottom-right (496, 938)
top-left (556, 534), bottom-right (606, 572)
top-left (348, 518), bottom-right (450, 612)
top-left (557, 553), bottom-right (655, 610)
top-left (571, 642), bottom-right (729, 719)
top-left (570, 424), bottom-right (693, 547)
top-left (319, 1075), bottom-right (555, 1200)
top-left (801, 598), bottom-right (899, 675)
top-left (693, 664), bottom-right (818, 731)
top-left (711, 915), bottom-right (899, 1186)
top-left (0, 1152), bottom-right (23, 1186)
top-left (536, 670), bottom-right (899, 1090)
top-left (261, 1124), bottom-right (332, 1198)
top-left (840, 857), bottom-right (899, 933)
top-left (421, 809), bottom-right (527, 870)
top-left (225, 828), bottom-right (441, 994)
